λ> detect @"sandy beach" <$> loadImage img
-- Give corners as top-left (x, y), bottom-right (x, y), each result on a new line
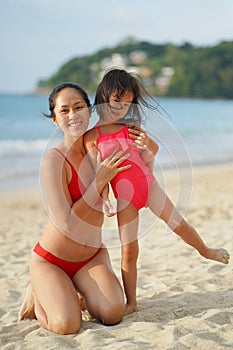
top-left (0, 162), bottom-right (232, 350)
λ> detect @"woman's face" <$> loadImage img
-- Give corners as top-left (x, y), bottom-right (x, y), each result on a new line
top-left (53, 87), bottom-right (90, 137)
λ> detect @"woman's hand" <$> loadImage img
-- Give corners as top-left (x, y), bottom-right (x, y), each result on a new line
top-left (96, 147), bottom-right (131, 186)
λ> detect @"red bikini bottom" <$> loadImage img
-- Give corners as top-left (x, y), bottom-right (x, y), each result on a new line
top-left (33, 242), bottom-right (102, 278)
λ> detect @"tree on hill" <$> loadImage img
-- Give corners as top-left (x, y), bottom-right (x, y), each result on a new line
top-left (36, 40), bottom-right (233, 99)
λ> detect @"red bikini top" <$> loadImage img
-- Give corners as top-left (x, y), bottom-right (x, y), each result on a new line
top-left (52, 148), bottom-right (86, 202)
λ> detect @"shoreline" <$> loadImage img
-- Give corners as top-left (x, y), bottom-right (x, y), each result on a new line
top-left (1, 158), bottom-right (233, 195)
top-left (0, 161), bottom-right (232, 349)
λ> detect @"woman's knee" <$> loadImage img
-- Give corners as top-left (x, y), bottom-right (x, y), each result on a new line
top-left (99, 300), bottom-right (124, 326)
top-left (87, 295), bottom-right (124, 326)
top-left (47, 313), bottom-right (81, 335)
top-left (50, 322), bottom-right (80, 335)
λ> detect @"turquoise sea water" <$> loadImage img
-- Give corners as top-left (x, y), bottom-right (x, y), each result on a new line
top-left (0, 94), bottom-right (233, 191)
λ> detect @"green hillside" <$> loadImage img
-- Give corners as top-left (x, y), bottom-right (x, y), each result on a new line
top-left (36, 39), bottom-right (233, 99)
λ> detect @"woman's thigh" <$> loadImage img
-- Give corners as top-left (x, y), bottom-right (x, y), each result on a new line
top-left (73, 247), bottom-right (124, 325)
top-left (30, 253), bottom-right (81, 334)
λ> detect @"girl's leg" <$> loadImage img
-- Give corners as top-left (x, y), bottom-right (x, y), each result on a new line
top-left (29, 253), bottom-right (81, 334)
top-left (73, 247), bottom-right (125, 325)
top-left (117, 200), bottom-right (139, 315)
top-left (148, 180), bottom-right (230, 264)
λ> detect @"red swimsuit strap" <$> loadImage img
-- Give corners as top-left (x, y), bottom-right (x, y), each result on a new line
top-left (95, 125), bottom-right (102, 137)
top-left (52, 148), bottom-right (85, 202)
top-left (52, 148), bottom-right (75, 169)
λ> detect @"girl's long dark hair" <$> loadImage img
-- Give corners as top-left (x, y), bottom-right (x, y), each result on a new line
top-left (93, 68), bottom-right (159, 125)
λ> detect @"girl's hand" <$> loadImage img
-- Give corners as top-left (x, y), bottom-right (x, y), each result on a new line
top-left (96, 147), bottom-right (131, 185)
top-left (128, 126), bottom-right (159, 155)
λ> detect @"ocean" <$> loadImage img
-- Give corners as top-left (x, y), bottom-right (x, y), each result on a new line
top-left (0, 93), bottom-right (233, 191)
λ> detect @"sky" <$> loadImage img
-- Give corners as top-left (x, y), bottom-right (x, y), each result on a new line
top-left (1, 0), bottom-right (233, 93)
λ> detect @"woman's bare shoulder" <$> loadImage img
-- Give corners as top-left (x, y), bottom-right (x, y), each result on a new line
top-left (41, 148), bottom-right (64, 173)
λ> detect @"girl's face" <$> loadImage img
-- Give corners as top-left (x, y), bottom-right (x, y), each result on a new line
top-left (106, 90), bottom-right (134, 122)
top-left (53, 88), bottom-right (90, 137)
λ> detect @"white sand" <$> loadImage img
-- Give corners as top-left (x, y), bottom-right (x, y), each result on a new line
top-left (0, 163), bottom-right (232, 349)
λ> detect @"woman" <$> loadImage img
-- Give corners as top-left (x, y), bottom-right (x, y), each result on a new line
top-left (18, 82), bottom-right (131, 334)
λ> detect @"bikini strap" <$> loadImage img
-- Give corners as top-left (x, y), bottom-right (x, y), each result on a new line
top-left (96, 125), bottom-right (102, 137)
top-left (52, 148), bottom-right (74, 168)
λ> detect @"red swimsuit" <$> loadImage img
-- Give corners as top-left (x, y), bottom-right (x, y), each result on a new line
top-left (96, 124), bottom-right (155, 210)
top-left (52, 148), bottom-right (86, 202)
top-left (33, 148), bottom-right (102, 278)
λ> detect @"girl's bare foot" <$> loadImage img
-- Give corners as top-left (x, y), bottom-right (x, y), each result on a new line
top-left (203, 248), bottom-right (230, 264)
top-left (124, 303), bottom-right (137, 316)
top-left (18, 284), bottom-right (36, 321)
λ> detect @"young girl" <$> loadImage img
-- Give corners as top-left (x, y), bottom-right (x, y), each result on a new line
top-left (84, 69), bottom-right (230, 315)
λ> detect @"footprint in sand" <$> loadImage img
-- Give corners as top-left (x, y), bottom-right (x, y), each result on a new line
top-left (206, 311), bottom-right (233, 325)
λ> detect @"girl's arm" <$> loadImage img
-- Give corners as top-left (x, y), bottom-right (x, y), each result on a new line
top-left (83, 128), bottom-right (99, 171)
top-left (128, 126), bottom-right (159, 172)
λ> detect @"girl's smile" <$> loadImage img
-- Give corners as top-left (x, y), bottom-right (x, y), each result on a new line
top-left (107, 90), bottom-right (134, 121)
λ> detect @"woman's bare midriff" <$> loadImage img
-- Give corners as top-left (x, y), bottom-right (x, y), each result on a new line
top-left (39, 219), bottom-right (103, 263)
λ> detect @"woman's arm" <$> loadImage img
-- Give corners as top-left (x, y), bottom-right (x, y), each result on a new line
top-left (84, 128), bottom-right (115, 217)
top-left (40, 147), bottom-right (130, 243)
